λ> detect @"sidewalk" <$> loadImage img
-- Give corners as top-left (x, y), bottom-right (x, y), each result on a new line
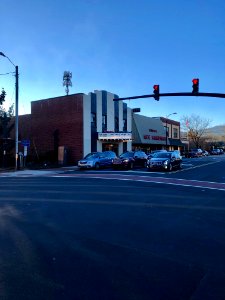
top-left (0, 165), bottom-right (79, 177)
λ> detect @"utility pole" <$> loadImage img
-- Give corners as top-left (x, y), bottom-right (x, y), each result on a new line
top-left (15, 65), bottom-right (19, 169)
top-left (0, 52), bottom-right (19, 170)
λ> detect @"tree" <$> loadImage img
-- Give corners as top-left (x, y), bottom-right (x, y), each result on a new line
top-left (181, 114), bottom-right (211, 148)
top-left (0, 89), bottom-right (14, 167)
top-left (0, 89), bottom-right (6, 104)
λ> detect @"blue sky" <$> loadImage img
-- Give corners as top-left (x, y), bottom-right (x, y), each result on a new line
top-left (1, 0), bottom-right (225, 126)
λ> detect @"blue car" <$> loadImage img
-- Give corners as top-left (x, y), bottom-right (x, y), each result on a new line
top-left (78, 151), bottom-right (116, 170)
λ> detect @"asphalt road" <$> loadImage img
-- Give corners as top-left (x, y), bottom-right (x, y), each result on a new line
top-left (0, 155), bottom-right (225, 300)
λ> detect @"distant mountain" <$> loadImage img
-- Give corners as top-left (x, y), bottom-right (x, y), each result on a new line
top-left (205, 125), bottom-right (225, 136)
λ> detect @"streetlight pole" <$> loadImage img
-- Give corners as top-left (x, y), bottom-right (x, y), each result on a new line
top-left (165, 112), bottom-right (177, 150)
top-left (0, 52), bottom-right (19, 170)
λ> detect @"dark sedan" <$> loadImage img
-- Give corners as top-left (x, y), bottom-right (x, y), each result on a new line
top-left (147, 151), bottom-right (182, 172)
top-left (112, 151), bottom-right (148, 170)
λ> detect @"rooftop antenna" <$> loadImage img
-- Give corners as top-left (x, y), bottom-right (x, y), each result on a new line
top-left (63, 71), bottom-right (72, 95)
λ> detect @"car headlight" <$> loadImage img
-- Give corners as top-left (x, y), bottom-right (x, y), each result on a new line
top-left (163, 160), bottom-right (169, 165)
top-left (123, 159), bottom-right (129, 163)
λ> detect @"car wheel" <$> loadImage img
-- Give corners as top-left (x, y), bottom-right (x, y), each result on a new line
top-left (130, 162), bottom-right (134, 170)
top-left (95, 163), bottom-right (100, 170)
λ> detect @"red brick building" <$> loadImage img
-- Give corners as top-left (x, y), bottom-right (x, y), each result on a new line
top-left (17, 93), bottom-right (84, 164)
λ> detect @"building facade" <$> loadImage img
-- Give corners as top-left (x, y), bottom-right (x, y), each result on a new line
top-left (83, 90), bottom-right (132, 157)
top-left (16, 90), bottom-right (132, 164)
top-left (132, 114), bottom-right (183, 153)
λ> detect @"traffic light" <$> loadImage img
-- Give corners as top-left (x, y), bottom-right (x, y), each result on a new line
top-left (192, 78), bottom-right (199, 94)
top-left (153, 84), bottom-right (160, 100)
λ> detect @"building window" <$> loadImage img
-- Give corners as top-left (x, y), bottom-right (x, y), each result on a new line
top-left (115, 117), bottom-right (119, 132)
top-left (123, 119), bottom-right (127, 131)
top-left (173, 128), bottom-right (178, 138)
top-left (102, 115), bottom-right (107, 131)
top-left (91, 113), bottom-right (96, 127)
top-left (164, 126), bottom-right (169, 138)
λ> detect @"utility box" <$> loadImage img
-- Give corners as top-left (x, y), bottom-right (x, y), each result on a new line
top-left (58, 146), bottom-right (68, 165)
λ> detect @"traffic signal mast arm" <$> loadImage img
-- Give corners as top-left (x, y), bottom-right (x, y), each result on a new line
top-left (113, 92), bottom-right (225, 101)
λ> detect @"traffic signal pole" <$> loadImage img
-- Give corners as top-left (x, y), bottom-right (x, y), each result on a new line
top-left (113, 92), bottom-right (225, 101)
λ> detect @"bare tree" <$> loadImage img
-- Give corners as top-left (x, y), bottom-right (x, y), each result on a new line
top-left (180, 114), bottom-right (212, 148)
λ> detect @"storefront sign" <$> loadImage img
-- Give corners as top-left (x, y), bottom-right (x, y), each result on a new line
top-left (144, 135), bottom-right (166, 141)
top-left (98, 132), bottom-right (132, 140)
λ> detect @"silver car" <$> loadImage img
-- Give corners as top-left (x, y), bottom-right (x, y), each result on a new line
top-left (78, 151), bottom-right (116, 170)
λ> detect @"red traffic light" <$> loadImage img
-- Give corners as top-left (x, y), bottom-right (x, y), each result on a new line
top-left (192, 78), bottom-right (199, 94)
top-left (192, 78), bottom-right (199, 85)
top-left (153, 84), bottom-right (160, 100)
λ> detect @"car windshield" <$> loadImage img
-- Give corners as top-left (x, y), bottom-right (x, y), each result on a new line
top-left (154, 152), bottom-right (172, 158)
top-left (84, 153), bottom-right (99, 159)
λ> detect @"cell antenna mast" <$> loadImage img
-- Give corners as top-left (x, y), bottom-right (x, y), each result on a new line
top-left (63, 71), bottom-right (72, 95)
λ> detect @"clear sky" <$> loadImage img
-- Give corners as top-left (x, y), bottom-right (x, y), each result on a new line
top-left (1, 0), bottom-right (225, 126)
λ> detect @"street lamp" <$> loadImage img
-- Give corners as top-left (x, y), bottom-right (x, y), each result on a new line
top-left (165, 112), bottom-right (177, 150)
top-left (0, 52), bottom-right (19, 170)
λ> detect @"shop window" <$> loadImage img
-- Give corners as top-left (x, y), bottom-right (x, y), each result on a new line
top-left (173, 128), bottom-right (178, 138)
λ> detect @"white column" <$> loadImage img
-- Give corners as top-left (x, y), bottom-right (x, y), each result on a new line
top-left (95, 90), bottom-right (103, 152)
top-left (127, 107), bottom-right (132, 151)
top-left (97, 140), bottom-right (102, 152)
top-left (83, 94), bottom-right (91, 156)
top-left (95, 90), bottom-right (102, 133)
top-left (118, 101), bottom-right (123, 131)
top-left (127, 107), bottom-right (132, 132)
top-left (107, 92), bottom-right (114, 131)
top-left (118, 143), bottom-right (123, 155)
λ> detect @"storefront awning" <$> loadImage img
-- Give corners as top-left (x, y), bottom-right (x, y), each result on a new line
top-left (168, 138), bottom-right (185, 147)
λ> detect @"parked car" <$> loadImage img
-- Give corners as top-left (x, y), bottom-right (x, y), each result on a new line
top-left (167, 150), bottom-right (182, 160)
top-left (112, 151), bottom-right (148, 169)
top-left (210, 149), bottom-right (223, 155)
top-left (78, 151), bottom-right (117, 170)
top-left (202, 150), bottom-right (209, 156)
top-left (147, 151), bottom-right (182, 172)
top-left (186, 148), bottom-right (203, 158)
top-left (218, 148), bottom-right (224, 154)
top-left (147, 150), bottom-right (167, 159)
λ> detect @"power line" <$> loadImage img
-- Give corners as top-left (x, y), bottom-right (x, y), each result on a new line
top-left (0, 72), bottom-right (15, 76)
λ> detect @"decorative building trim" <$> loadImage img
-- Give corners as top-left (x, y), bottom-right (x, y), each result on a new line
top-left (107, 92), bottom-right (115, 131)
top-left (95, 90), bottom-right (102, 133)
top-left (83, 94), bottom-right (91, 156)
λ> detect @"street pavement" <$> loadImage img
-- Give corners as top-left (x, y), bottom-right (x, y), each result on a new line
top-left (1, 157), bottom-right (225, 299)
top-left (0, 174), bottom-right (225, 300)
